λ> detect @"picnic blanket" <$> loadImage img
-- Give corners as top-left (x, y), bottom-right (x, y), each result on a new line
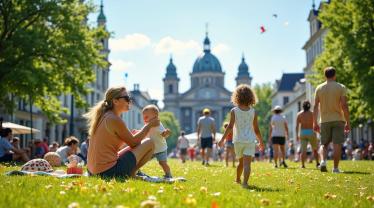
top-left (136, 172), bottom-right (186, 183)
top-left (6, 170), bottom-right (85, 178)
top-left (6, 170), bottom-right (187, 183)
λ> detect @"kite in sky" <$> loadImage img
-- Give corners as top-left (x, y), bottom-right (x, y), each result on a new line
top-left (273, 14), bottom-right (278, 18)
top-left (260, 26), bottom-right (266, 33)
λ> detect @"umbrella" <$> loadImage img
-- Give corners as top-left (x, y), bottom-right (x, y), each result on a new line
top-left (2, 122), bottom-right (41, 134)
top-left (184, 132), bottom-right (223, 146)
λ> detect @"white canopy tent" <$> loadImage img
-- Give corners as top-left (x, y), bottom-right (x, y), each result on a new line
top-left (2, 122), bottom-right (41, 134)
top-left (184, 132), bottom-right (223, 146)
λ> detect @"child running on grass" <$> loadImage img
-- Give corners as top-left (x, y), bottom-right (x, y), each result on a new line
top-left (218, 84), bottom-right (265, 188)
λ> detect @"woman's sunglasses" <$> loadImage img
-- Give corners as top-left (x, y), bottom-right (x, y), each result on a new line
top-left (116, 95), bottom-right (132, 102)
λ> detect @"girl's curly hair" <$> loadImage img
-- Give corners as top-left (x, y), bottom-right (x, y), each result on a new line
top-left (231, 84), bottom-right (257, 107)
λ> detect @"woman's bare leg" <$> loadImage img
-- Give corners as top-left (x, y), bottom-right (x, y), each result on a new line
top-left (129, 139), bottom-right (155, 176)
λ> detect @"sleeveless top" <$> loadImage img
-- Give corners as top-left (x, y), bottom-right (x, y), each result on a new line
top-left (270, 114), bottom-right (286, 137)
top-left (87, 112), bottom-right (126, 174)
top-left (232, 107), bottom-right (256, 143)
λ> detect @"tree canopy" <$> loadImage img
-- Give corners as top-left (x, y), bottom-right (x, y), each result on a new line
top-left (0, 0), bottom-right (108, 123)
top-left (253, 83), bottom-right (273, 142)
top-left (311, 0), bottom-right (374, 125)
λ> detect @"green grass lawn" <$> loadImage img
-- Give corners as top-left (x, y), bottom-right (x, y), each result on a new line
top-left (0, 159), bottom-right (373, 208)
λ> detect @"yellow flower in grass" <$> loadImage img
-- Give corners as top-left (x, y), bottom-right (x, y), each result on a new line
top-left (67, 202), bottom-right (80, 208)
top-left (260, 198), bottom-right (270, 206)
top-left (366, 196), bottom-right (374, 201)
top-left (184, 194), bottom-right (197, 206)
top-left (200, 186), bottom-right (208, 194)
top-left (324, 192), bottom-right (337, 199)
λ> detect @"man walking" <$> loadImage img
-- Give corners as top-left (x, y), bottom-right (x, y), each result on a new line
top-left (313, 67), bottom-right (350, 173)
top-left (296, 100), bottom-right (319, 168)
top-left (197, 108), bottom-right (216, 166)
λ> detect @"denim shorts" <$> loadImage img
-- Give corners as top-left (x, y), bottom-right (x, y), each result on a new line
top-left (154, 150), bottom-right (168, 162)
top-left (225, 141), bottom-right (234, 148)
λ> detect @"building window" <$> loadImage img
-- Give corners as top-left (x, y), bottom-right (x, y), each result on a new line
top-left (91, 92), bottom-right (95, 106)
top-left (168, 84), bottom-right (173, 94)
top-left (298, 101), bottom-right (301, 111)
top-left (283, 96), bottom-right (289, 105)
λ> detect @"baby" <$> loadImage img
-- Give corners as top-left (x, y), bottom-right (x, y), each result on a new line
top-left (142, 104), bottom-right (172, 178)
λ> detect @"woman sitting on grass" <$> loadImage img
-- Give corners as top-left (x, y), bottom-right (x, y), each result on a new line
top-left (218, 84), bottom-right (264, 188)
top-left (56, 136), bottom-right (79, 164)
top-left (84, 86), bottom-right (159, 179)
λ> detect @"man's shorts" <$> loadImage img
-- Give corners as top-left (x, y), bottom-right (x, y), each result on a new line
top-left (180, 148), bottom-right (187, 155)
top-left (201, 137), bottom-right (213, 149)
top-left (321, 121), bottom-right (345, 145)
top-left (272, 137), bottom-right (286, 145)
top-left (234, 142), bottom-right (255, 158)
top-left (300, 137), bottom-right (318, 152)
top-left (153, 150), bottom-right (168, 162)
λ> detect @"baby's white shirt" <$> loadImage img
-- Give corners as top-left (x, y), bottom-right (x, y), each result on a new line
top-left (147, 122), bottom-right (167, 153)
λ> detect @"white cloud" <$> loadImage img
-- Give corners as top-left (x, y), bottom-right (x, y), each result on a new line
top-left (153, 36), bottom-right (200, 55)
top-left (110, 59), bottom-right (135, 72)
top-left (109, 33), bottom-right (151, 52)
top-left (212, 43), bottom-right (230, 55)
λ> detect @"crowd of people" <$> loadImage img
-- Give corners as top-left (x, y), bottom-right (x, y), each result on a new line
top-left (0, 127), bottom-right (90, 166)
top-left (0, 66), bottom-right (373, 188)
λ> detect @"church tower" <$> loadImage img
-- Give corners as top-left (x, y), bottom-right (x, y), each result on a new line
top-left (163, 56), bottom-right (180, 118)
top-left (96, 0), bottom-right (109, 91)
top-left (235, 54), bottom-right (252, 86)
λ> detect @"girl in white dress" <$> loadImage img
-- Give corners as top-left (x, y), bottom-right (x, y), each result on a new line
top-left (218, 84), bottom-right (265, 188)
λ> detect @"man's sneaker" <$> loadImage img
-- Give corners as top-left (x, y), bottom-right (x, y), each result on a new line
top-left (136, 170), bottom-right (149, 177)
top-left (282, 161), bottom-right (288, 168)
top-left (163, 174), bottom-right (173, 179)
top-left (332, 168), bottom-right (343, 173)
top-left (274, 164), bottom-right (278, 168)
top-left (316, 162), bottom-right (321, 169)
top-left (202, 160), bottom-right (205, 165)
top-left (320, 165), bottom-right (327, 172)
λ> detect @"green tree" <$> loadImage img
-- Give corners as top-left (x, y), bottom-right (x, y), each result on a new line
top-left (159, 111), bottom-right (180, 151)
top-left (254, 83), bottom-right (273, 142)
top-left (0, 0), bottom-right (108, 123)
top-left (310, 0), bottom-right (374, 126)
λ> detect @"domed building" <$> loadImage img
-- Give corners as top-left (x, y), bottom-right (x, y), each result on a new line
top-left (163, 33), bottom-right (252, 133)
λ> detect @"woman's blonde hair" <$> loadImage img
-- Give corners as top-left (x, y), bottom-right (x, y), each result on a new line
top-left (231, 84), bottom-right (257, 107)
top-left (83, 86), bottom-right (127, 136)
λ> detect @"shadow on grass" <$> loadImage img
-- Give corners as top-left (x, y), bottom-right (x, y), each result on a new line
top-left (246, 185), bottom-right (283, 192)
top-left (341, 171), bottom-right (371, 175)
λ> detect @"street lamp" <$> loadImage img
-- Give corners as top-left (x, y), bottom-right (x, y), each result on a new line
top-left (359, 123), bottom-right (364, 140)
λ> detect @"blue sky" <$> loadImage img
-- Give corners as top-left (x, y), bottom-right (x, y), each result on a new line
top-left (89, 0), bottom-right (322, 107)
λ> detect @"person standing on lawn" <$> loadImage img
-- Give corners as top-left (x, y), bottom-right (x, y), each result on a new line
top-left (218, 84), bottom-right (265, 188)
top-left (197, 108), bottom-right (216, 166)
top-left (313, 67), bottom-right (350, 173)
top-left (296, 100), bottom-right (320, 168)
top-left (269, 106), bottom-right (289, 168)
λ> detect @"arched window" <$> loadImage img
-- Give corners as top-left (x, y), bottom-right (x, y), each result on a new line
top-left (168, 84), bottom-right (173, 93)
